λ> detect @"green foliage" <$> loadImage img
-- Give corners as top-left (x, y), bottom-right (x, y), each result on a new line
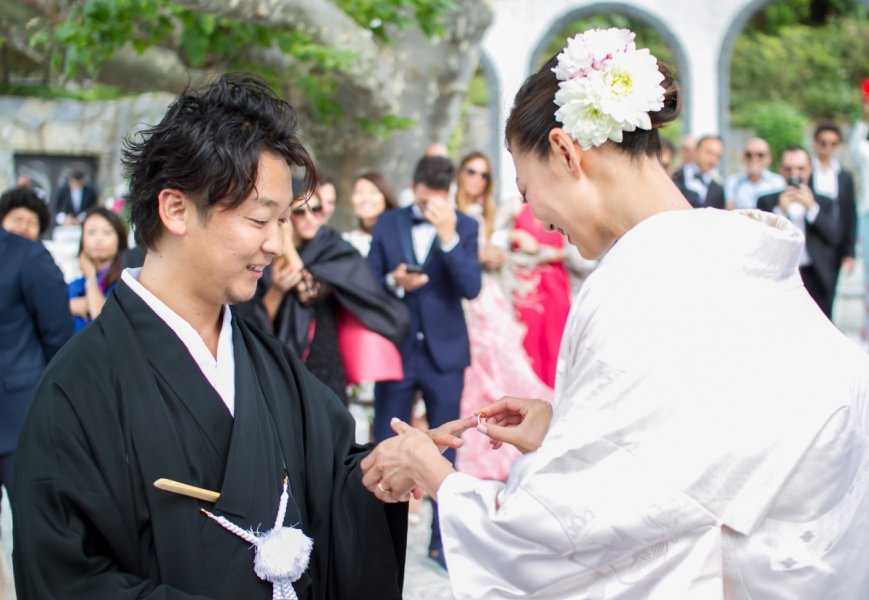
top-left (335, 0), bottom-right (453, 40)
top-left (749, 0), bottom-right (867, 33)
top-left (730, 11), bottom-right (869, 125)
top-left (0, 83), bottom-right (128, 101)
top-left (13, 0), bottom-right (452, 135)
top-left (467, 69), bottom-right (489, 108)
top-left (745, 101), bottom-right (808, 167)
top-left (353, 114), bottom-right (416, 137)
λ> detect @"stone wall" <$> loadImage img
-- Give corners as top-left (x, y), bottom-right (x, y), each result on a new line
top-left (0, 93), bottom-right (175, 201)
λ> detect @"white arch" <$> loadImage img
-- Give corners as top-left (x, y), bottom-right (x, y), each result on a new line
top-left (526, 2), bottom-right (693, 135)
top-left (483, 0), bottom-right (760, 198)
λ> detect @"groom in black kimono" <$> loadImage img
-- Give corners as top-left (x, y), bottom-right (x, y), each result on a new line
top-left (12, 74), bottom-right (407, 599)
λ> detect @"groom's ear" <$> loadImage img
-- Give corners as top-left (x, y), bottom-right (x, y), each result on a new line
top-left (548, 128), bottom-right (583, 178)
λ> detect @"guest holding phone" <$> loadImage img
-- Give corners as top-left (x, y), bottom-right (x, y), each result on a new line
top-left (367, 155), bottom-right (482, 568)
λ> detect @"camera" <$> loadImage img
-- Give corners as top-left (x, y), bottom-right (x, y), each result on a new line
top-left (786, 177), bottom-right (802, 187)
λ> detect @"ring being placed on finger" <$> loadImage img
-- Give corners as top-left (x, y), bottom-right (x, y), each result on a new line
top-left (377, 482), bottom-right (391, 493)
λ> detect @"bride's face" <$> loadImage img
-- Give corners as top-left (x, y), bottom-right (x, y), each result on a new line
top-left (512, 146), bottom-right (611, 259)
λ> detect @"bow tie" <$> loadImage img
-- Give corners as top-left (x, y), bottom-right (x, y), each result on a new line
top-left (411, 215), bottom-right (428, 226)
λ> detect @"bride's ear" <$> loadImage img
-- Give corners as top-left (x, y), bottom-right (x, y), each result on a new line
top-left (548, 128), bottom-right (583, 178)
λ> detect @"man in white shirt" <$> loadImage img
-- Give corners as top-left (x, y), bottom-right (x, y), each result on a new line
top-left (812, 122), bottom-right (858, 276)
top-left (367, 155), bottom-right (481, 568)
top-left (725, 137), bottom-right (785, 210)
top-left (672, 135), bottom-right (725, 208)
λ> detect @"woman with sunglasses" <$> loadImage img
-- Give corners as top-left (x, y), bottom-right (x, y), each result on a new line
top-left (361, 28), bottom-right (869, 597)
top-left (453, 151), bottom-right (553, 481)
top-left (245, 183), bottom-right (408, 405)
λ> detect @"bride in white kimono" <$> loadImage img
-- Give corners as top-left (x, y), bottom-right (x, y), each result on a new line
top-left (362, 28), bottom-right (869, 599)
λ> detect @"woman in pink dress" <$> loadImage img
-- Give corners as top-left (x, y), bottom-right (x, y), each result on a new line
top-left (510, 202), bottom-right (571, 387)
top-left (454, 151), bottom-right (553, 480)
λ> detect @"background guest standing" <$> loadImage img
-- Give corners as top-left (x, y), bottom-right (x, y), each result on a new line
top-left (0, 186), bottom-right (51, 242)
top-left (453, 151), bottom-right (553, 481)
top-left (67, 207), bottom-right (127, 332)
top-left (0, 227), bottom-right (72, 529)
top-left (367, 155), bottom-right (481, 568)
top-left (53, 170), bottom-right (98, 226)
top-left (510, 203), bottom-right (570, 388)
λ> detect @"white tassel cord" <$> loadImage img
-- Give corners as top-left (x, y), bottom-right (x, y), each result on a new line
top-left (200, 478), bottom-right (313, 600)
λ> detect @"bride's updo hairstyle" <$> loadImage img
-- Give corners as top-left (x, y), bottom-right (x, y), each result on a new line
top-left (506, 46), bottom-right (680, 162)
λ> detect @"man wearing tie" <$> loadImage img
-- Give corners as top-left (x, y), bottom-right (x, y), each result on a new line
top-left (367, 155), bottom-right (481, 568)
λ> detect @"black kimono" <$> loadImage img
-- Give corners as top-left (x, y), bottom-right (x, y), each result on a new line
top-left (12, 281), bottom-right (407, 599)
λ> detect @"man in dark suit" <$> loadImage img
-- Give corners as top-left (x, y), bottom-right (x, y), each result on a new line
top-left (0, 226), bottom-right (72, 518)
top-left (758, 146), bottom-right (842, 318)
top-left (672, 135), bottom-right (726, 209)
top-left (367, 155), bottom-right (481, 568)
top-left (53, 170), bottom-right (98, 226)
top-left (810, 123), bottom-right (858, 282)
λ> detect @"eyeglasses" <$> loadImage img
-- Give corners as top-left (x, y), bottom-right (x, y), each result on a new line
top-left (291, 205), bottom-right (324, 217)
top-left (462, 167), bottom-right (491, 181)
top-left (744, 151), bottom-right (767, 159)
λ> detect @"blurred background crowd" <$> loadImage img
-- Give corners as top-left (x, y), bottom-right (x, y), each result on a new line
top-left (1, 0), bottom-right (868, 596)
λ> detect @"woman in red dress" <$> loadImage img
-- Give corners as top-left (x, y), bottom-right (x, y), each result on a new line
top-left (510, 203), bottom-right (571, 387)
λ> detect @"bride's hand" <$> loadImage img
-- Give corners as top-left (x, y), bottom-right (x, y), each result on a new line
top-left (476, 396), bottom-right (552, 454)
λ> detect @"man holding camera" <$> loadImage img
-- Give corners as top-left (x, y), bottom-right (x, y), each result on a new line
top-left (757, 146), bottom-right (842, 318)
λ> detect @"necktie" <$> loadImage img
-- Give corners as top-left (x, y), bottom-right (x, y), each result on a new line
top-left (411, 215), bottom-right (428, 226)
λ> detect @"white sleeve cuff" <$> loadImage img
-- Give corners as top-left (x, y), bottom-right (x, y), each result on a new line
top-left (385, 273), bottom-right (405, 298)
top-left (440, 234), bottom-right (460, 253)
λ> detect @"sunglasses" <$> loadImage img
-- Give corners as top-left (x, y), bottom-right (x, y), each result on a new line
top-left (462, 167), bottom-right (491, 181)
top-left (291, 204), bottom-right (324, 217)
top-left (744, 151), bottom-right (767, 159)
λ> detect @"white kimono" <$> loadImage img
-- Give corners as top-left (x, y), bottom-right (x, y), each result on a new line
top-left (438, 208), bottom-right (869, 599)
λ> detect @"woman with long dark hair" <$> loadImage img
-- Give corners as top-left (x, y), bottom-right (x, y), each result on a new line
top-left (453, 151), bottom-right (553, 481)
top-left (362, 28), bottom-right (869, 598)
top-left (68, 206), bottom-right (127, 332)
top-left (342, 171), bottom-right (398, 258)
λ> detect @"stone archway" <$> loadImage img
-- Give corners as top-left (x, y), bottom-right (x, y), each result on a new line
top-left (482, 0), bottom-right (758, 199)
top-left (477, 49), bottom-right (505, 202)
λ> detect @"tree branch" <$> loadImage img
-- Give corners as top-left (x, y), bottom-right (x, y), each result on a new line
top-left (170, 0), bottom-right (392, 101)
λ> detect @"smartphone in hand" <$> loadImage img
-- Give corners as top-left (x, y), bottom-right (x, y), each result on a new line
top-left (404, 264), bottom-right (424, 274)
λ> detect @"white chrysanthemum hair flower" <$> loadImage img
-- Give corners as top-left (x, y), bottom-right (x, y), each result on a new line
top-left (553, 27), bottom-right (636, 80)
top-left (552, 28), bottom-right (665, 150)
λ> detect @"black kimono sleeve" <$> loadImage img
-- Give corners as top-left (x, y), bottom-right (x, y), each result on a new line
top-left (12, 349), bottom-right (212, 599)
top-left (241, 322), bottom-right (408, 600)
